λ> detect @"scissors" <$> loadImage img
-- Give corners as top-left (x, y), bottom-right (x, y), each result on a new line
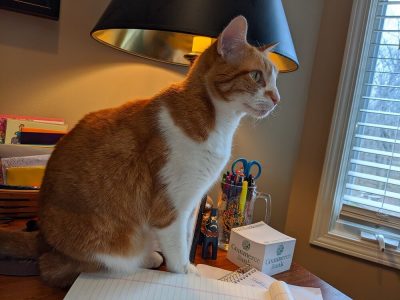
top-left (231, 157), bottom-right (262, 180)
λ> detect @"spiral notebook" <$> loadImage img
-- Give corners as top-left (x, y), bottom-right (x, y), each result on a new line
top-left (219, 264), bottom-right (276, 286)
top-left (219, 266), bottom-right (295, 300)
top-left (197, 264), bottom-right (323, 300)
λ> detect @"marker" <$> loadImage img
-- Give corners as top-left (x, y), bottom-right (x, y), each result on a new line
top-left (248, 174), bottom-right (255, 187)
top-left (246, 175), bottom-right (255, 204)
top-left (230, 179), bottom-right (235, 198)
top-left (239, 180), bottom-right (248, 216)
top-left (224, 175), bottom-right (231, 198)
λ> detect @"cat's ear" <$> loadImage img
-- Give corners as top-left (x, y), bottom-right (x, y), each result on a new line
top-left (258, 42), bottom-right (279, 53)
top-left (217, 16), bottom-right (248, 58)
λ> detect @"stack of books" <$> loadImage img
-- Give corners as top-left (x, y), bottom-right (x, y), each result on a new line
top-left (0, 114), bottom-right (66, 189)
top-left (0, 153), bottom-right (50, 187)
top-left (0, 114), bottom-right (68, 146)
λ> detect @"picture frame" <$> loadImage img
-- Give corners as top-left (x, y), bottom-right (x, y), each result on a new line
top-left (0, 0), bottom-right (60, 20)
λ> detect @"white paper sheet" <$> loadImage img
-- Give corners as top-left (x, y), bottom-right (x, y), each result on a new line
top-left (64, 269), bottom-right (268, 300)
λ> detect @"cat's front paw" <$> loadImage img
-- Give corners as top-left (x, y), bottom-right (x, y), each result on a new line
top-left (168, 263), bottom-right (199, 276)
top-left (142, 252), bottom-right (164, 269)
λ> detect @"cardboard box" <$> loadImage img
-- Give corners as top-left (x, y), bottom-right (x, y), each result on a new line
top-left (227, 221), bottom-right (296, 275)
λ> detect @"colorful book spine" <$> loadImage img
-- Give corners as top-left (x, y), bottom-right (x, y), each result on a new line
top-left (19, 132), bottom-right (65, 145)
top-left (0, 114), bottom-right (65, 125)
top-left (19, 128), bottom-right (66, 145)
top-left (1, 154), bottom-right (50, 184)
top-left (1, 118), bottom-right (68, 144)
top-left (6, 166), bottom-right (46, 187)
top-left (0, 118), bottom-right (6, 144)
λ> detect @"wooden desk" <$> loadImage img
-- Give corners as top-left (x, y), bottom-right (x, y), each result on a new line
top-left (0, 221), bottom-right (350, 300)
top-left (195, 249), bottom-right (350, 300)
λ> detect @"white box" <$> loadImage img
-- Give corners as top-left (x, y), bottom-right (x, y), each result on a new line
top-left (227, 221), bottom-right (296, 275)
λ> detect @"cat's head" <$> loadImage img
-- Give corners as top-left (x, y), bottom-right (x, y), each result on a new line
top-left (202, 16), bottom-right (280, 119)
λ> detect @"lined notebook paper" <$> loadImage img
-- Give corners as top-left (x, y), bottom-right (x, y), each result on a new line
top-left (64, 269), bottom-right (268, 300)
top-left (64, 269), bottom-right (301, 300)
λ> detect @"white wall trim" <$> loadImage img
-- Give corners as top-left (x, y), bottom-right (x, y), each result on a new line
top-left (311, 230), bottom-right (400, 269)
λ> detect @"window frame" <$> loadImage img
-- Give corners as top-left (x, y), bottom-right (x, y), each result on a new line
top-left (310, 0), bottom-right (400, 269)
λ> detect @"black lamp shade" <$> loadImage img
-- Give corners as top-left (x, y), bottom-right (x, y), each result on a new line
top-left (91, 0), bottom-right (299, 72)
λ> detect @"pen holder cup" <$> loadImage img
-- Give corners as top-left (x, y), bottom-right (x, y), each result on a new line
top-left (217, 182), bottom-right (271, 250)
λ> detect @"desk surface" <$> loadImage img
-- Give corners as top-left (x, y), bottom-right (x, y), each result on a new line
top-left (0, 221), bottom-right (350, 300)
top-left (197, 248), bottom-right (350, 300)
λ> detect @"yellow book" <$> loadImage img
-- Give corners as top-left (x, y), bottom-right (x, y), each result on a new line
top-left (6, 166), bottom-right (45, 187)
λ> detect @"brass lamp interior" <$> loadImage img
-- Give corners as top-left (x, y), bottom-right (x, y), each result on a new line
top-left (91, 28), bottom-right (297, 72)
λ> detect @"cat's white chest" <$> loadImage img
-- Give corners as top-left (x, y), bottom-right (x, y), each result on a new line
top-left (158, 106), bottom-right (239, 211)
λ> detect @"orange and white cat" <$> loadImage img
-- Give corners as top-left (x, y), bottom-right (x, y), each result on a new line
top-left (0, 16), bottom-right (279, 287)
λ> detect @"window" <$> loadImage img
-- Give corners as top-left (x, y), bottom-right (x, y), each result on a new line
top-left (310, 0), bottom-right (400, 268)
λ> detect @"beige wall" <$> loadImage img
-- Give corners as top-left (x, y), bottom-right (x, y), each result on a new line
top-left (0, 0), bottom-right (324, 231)
top-left (0, 0), bottom-right (185, 124)
top-left (285, 1), bottom-right (400, 299)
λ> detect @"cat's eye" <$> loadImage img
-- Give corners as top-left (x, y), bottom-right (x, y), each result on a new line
top-left (249, 70), bottom-right (262, 82)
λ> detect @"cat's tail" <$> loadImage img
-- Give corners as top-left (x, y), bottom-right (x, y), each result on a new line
top-left (0, 230), bottom-right (39, 259)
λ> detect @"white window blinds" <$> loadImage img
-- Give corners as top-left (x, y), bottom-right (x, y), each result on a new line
top-left (338, 0), bottom-right (400, 231)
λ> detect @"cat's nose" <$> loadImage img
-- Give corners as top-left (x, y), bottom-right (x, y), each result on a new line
top-left (265, 90), bottom-right (280, 105)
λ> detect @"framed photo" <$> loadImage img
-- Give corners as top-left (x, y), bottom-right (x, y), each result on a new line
top-left (0, 0), bottom-right (60, 20)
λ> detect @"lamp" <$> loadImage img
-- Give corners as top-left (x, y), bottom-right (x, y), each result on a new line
top-left (91, 0), bottom-right (298, 72)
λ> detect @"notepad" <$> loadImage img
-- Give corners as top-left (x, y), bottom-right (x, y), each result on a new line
top-left (197, 264), bottom-right (323, 300)
top-left (64, 269), bottom-right (296, 300)
top-left (219, 264), bottom-right (276, 287)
